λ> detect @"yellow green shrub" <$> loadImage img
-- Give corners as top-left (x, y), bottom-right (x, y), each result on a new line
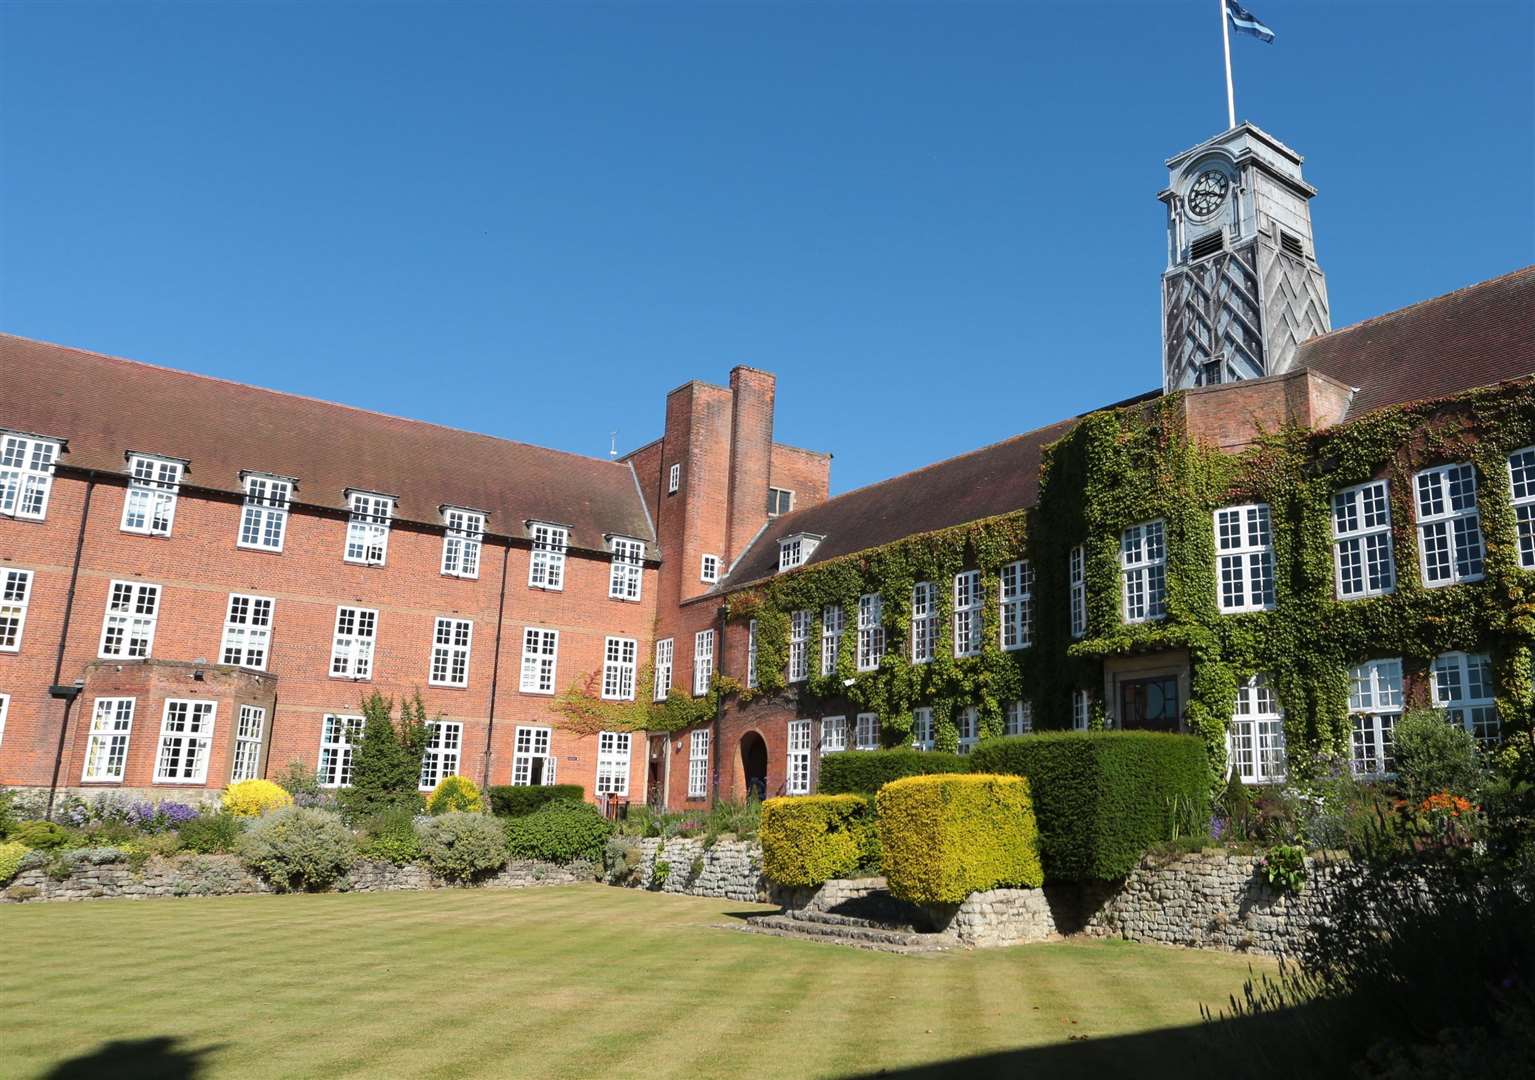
top-left (876, 773), bottom-right (1043, 905)
top-left (759, 795), bottom-right (877, 887)
top-left (221, 779), bottom-right (294, 818)
top-left (0, 840), bottom-right (30, 884)
top-left (426, 775), bottom-right (485, 815)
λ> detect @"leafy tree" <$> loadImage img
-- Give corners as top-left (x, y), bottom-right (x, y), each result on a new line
top-left (338, 692), bottom-right (432, 820)
top-left (1393, 708), bottom-right (1483, 803)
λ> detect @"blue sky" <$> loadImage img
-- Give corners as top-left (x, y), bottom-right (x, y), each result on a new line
top-left (2, 1), bottom-right (1531, 494)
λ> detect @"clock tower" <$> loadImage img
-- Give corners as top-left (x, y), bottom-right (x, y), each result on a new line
top-left (1160, 123), bottom-right (1331, 391)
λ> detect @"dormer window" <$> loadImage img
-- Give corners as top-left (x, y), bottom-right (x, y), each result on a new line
top-left (345, 490), bottom-right (394, 566)
top-left (609, 536), bottom-right (645, 600)
top-left (0, 430), bottom-right (61, 521)
top-left (121, 453), bottom-right (185, 536)
top-left (441, 507), bottom-right (486, 579)
top-left (778, 533), bottom-right (822, 572)
top-left (529, 522), bottom-right (569, 590)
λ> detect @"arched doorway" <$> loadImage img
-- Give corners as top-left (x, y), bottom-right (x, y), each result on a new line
top-left (739, 731), bottom-right (768, 801)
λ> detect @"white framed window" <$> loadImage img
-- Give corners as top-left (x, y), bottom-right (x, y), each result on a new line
top-left (768, 487), bottom-right (794, 517)
top-left (519, 628), bottom-right (559, 694)
top-left (1230, 674), bottom-right (1286, 784)
top-left (154, 699), bottom-right (216, 784)
top-left (0, 432), bottom-right (60, 520)
top-left (1121, 521), bottom-right (1167, 623)
top-left (787, 719), bottom-right (812, 795)
top-left (1415, 464), bottom-right (1484, 587)
top-left (1069, 545), bottom-right (1087, 639)
top-left (779, 537), bottom-right (804, 571)
top-left (344, 491), bottom-right (393, 565)
top-left (528, 523), bottom-right (568, 590)
top-left (1510, 448), bottom-right (1535, 570)
top-left (98, 580), bottom-right (160, 659)
top-left (609, 537), bottom-right (645, 600)
top-left (419, 721), bottom-right (462, 790)
top-left (910, 582), bottom-right (936, 664)
top-left (512, 724), bottom-right (555, 786)
top-left (1000, 560), bottom-right (1033, 650)
top-left (430, 617), bottom-right (473, 688)
top-left (0, 568), bottom-right (33, 652)
top-left (238, 474), bottom-right (292, 552)
top-left (953, 570), bottom-right (983, 658)
top-left (1349, 659), bottom-right (1403, 777)
top-left (687, 729), bottom-right (709, 798)
top-left (0, 693), bottom-right (7, 747)
top-left (821, 604), bottom-right (844, 675)
top-left (1071, 689), bottom-right (1092, 731)
top-left (957, 706), bottom-right (980, 755)
top-left (1333, 480), bottom-right (1395, 598)
top-left (1432, 651), bottom-right (1500, 748)
top-left (120, 455), bottom-right (183, 536)
top-left (857, 594), bottom-right (884, 671)
top-left (602, 636), bottom-right (638, 700)
top-left (788, 609), bottom-right (811, 682)
top-left (1005, 699), bottom-right (1033, 736)
top-left (82, 697), bottom-right (135, 782)
top-left (1215, 504), bottom-right (1275, 613)
top-left (219, 593), bottom-right (274, 670)
top-left (746, 620), bottom-right (758, 689)
top-left (668, 463), bottom-right (681, 494)
top-left (654, 638), bottom-right (673, 701)
top-left (820, 715), bottom-right (847, 754)
top-left (911, 707), bottom-right (933, 751)
top-left (441, 508), bottom-right (485, 579)
top-left (329, 606), bottom-right (377, 680)
top-left (230, 704), bottom-right (266, 783)
top-left (317, 714), bottom-right (364, 787)
top-left (693, 630), bottom-right (714, 695)
top-left (701, 553), bottom-right (720, 584)
top-left (855, 712), bottom-right (879, 751)
top-left (595, 731), bottom-right (632, 797)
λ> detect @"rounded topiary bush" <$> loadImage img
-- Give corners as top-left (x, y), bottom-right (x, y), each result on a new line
top-left (504, 800), bottom-right (613, 864)
top-left (426, 775), bottom-right (485, 816)
top-left (235, 806), bottom-right (355, 891)
top-left (9, 820), bottom-right (73, 851)
top-left (222, 779), bottom-right (295, 818)
top-left (416, 812), bottom-right (508, 881)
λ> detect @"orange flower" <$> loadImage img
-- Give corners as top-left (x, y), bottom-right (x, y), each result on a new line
top-left (1418, 791), bottom-right (1475, 816)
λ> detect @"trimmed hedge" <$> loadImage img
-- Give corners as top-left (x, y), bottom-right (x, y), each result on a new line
top-left (759, 795), bottom-right (878, 887)
top-left (876, 774), bottom-right (1043, 905)
top-left (817, 749), bottom-right (970, 795)
top-left (488, 785), bottom-right (587, 818)
top-left (969, 731), bottom-right (1209, 882)
top-left (504, 801), bottom-right (614, 864)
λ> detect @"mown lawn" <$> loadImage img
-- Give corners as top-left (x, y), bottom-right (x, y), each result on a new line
top-left (0, 884), bottom-right (1273, 1079)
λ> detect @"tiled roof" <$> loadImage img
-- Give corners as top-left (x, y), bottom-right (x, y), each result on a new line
top-left (0, 333), bottom-right (656, 551)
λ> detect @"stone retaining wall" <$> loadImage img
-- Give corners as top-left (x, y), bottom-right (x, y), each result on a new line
top-left (605, 837), bottom-right (769, 902)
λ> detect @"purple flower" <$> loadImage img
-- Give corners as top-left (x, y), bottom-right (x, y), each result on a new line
top-left (160, 802), bottom-right (199, 825)
top-left (1210, 816), bottom-right (1227, 842)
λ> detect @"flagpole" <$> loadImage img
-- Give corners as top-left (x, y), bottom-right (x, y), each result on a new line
top-left (1220, 0), bottom-right (1236, 129)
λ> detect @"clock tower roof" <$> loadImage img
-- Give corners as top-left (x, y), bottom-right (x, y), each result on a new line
top-left (1157, 122), bottom-right (1316, 206)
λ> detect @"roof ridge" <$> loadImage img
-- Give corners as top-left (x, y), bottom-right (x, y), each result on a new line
top-left (0, 331), bottom-right (631, 470)
top-left (1302, 264), bottom-right (1535, 347)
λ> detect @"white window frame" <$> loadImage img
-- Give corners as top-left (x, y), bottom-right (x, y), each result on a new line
top-left (1071, 689), bottom-right (1092, 731)
top-left (779, 536), bottom-right (804, 572)
top-left (120, 454), bottom-right (183, 536)
top-left (768, 487), bottom-right (794, 517)
top-left (746, 619), bottom-right (759, 689)
top-left (519, 628), bottom-right (559, 694)
top-left (821, 604), bottom-right (844, 675)
top-left (953, 570), bottom-right (983, 658)
top-left (820, 715), bottom-right (847, 754)
top-left (609, 536), bottom-right (645, 601)
top-left (1005, 699), bottom-right (1033, 736)
top-left (787, 719), bottom-right (812, 795)
top-left (429, 617), bottom-right (473, 688)
top-left (441, 508), bottom-right (485, 579)
top-left (595, 731), bottom-right (632, 797)
top-left (344, 491), bottom-right (393, 565)
top-left (911, 707), bottom-right (934, 751)
top-left (82, 697), bottom-right (135, 782)
top-left (1121, 520), bottom-right (1167, 623)
top-left (329, 605), bottom-right (378, 680)
top-left (98, 580), bottom-right (160, 659)
top-left (1229, 674), bottom-right (1286, 784)
top-left (528, 523), bottom-right (568, 590)
top-left (668, 463), bottom-right (681, 494)
top-left (317, 713), bottom-right (364, 787)
top-left (854, 712), bottom-right (880, 751)
top-left (0, 431), bottom-right (60, 521)
top-left (1069, 545), bottom-right (1087, 639)
top-left (910, 582), bottom-right (937, 664)
top-left (857, 594), bottom-right (884, 672)
top-left (693, 630), bottom-right (714, 696)
top-left (0, 693), bottom-right (7, 748)
top-left (1431, 651), bottom-right (1500, 749)
top-left (1510, 447), bottom-right (1535, 570)
top-left (238, 474), bottom-right (292, 552)
top-left (1000, 560), bottom-right (1033, 650)
top-left (512, 724), bottom-right (556, 786)
top-left (687, 729), bottom-right (710, 798)
top-left (654, 637), bottom-right (673, 701)
top-left (1214, 504), bottom-right (1275, 613)
top-left (419, 721), bottom-right (463, 790)
top-left (219, 593), bottom-right (274, 671)
top-left (230, 704), bottom-right (267, 783)
top-left (957, 705), bottom-right (980, 755)
top-left (1332, 479), bottom-right (1395, 599)
top-left (1349, 659), bottom-right (1403, 777)
top-left (788, 609), bottom-right (811, 682)
top-left (701, 553), bottom-right (720, 584)
top-left (602, 636), bottom-right (638, 700)
top-left (153, 699), bottom-right (216, 784)
top-left (1415, 464), bottom-right (1485, 587)
top-left (0, 568), bottom-right (33, 653)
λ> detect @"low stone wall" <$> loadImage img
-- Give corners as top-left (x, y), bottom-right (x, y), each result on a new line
top-left (949, 888), bottom-right (1063, 947)
top-left (607, 837), bottom-right (769, 902)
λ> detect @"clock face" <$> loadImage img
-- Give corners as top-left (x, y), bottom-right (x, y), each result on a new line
top-left (1186, 169), bottom-right (1229, 217)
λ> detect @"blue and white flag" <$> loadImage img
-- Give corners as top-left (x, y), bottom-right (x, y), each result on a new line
top-left (1226, 0), bottom-right (1276, 43)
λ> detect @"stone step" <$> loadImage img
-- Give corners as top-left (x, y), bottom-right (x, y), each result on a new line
top-left (783, 908), bottom-right (925, 933)
top-left (741, 913), bottom-right (954, 953)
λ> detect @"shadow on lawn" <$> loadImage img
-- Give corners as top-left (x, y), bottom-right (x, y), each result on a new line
top-left (42, 1036), bottom-right (223, 1080)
